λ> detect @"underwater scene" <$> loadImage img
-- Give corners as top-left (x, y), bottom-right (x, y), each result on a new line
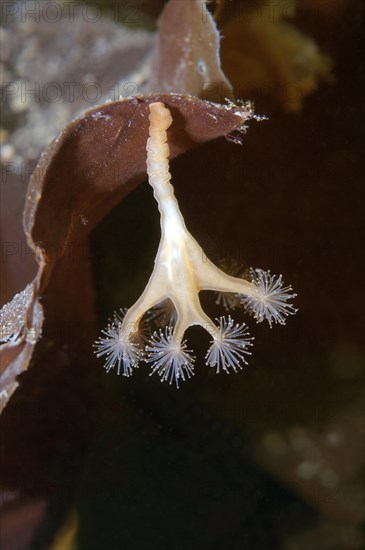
top-left (1, 1), bottom-right (364, 549)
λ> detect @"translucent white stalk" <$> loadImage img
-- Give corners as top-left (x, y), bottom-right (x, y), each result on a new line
top-left (119, 102), bottom-right (258, 344)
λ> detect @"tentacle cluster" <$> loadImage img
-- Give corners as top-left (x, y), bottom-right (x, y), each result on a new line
top-left (205, 316), bottom-right (253, 374)
top-left (94, 310), bottom-right (142, 377)
top-left (242, 268), bottom-right (298, 327)
top-left (145, 327), bottom-right (195, 388)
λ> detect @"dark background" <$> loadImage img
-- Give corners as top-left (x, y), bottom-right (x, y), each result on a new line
top-left (1, 1), bottom-right (364, 549)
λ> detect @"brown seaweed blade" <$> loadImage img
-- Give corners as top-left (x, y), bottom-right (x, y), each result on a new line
top-left (148, 0), bottom-right (233, 102)
top-left (0, 94), bottom-right (254, 412)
